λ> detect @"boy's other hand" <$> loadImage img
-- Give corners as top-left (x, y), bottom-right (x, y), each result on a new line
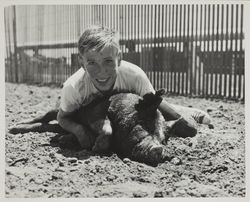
top-left (75, 125), bottom-right (95, 149)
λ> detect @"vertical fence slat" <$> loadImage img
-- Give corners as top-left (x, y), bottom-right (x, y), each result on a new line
top-left (145, 5), bottom-right (148, 77)
top-left (210, 5), bottom-right (215, 97)
top-left (219, 5), bottom-right (224, 98)
top-left (239, 4), bottom-right (244, 100)
top-left (37, 5), bottom-right (40, 83)
top-left (167, 5), bottom-right (171, 93)
top-left (154, 5), bottom-right (157, 89)
top-left (194, 5), bottom-right (198, 96)
top-left (178, 5), bottom-right (182, 95)
top-left (147, 4), bottom-right (150, 75)
top-left (163, 5), bottom-right (167, 90)
top-left (144, 5), bottom-right (147, 78)
top-left (190, 5), bottom-right (194, 96)
top-left (186, 5), bottom-right (190, 96)
top-left (4, 8), bottom-right (10, 82)
top-left (174, 5), bottom-right (178, 94)
top-left (119, 5), bottom-right (122, 54)
top-left (234, 5), bottom-right (238, 98)
top-left (55, 5), bottom-right (58, 83)
top-left (110, 5), bottom-right (113, 29)
top-left (181, 5), bottom-right (186, 95)
top-left (128, 4), bottom-right (130, 60)
top-left (198, 5), bottom-right (203, 96)
top-left (152, 4), bottom-right (155, 84)
top-left (215, 5), bottom-right (219, 97)
top-left (36, 6), bottom-right (38, 83)
top-left (160, 4), bottom-right (164, 89)
top-left (149, 5), bottom-right (153, 84)
top-left (224, 5), bottom-right (229, 97)
top-left (121, 5), bottom-right (124, 54)
top-left (157, 5), bottom-right (161, 89)
top-left (139, 5), bottom-right (143, 71)
top-left (124, 5), bottom-right (127, 55)
top-left (202, 5), bottom-right (206, 97)
top-left (29, 6), bottom-right (33, 83)
top-left (206, 5), bottom-right (210, 98)
top-left (229, 4), bottom-right (234, 99)
top-left (170, 5), bottom-right (174, 93)
top-left (158, 4), bottom-right (161, 89)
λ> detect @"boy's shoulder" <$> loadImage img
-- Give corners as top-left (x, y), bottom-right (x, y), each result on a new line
top-left (63, 67), bottom-right (86, 88)
top-left (118, 60), bottom-right (146, 77)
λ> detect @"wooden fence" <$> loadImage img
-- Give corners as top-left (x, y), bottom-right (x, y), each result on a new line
top-left (4, 4), bottom-right (245, 100)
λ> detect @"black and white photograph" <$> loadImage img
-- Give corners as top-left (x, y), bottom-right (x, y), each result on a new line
top-left (2, 0), bottom-right (248, 199)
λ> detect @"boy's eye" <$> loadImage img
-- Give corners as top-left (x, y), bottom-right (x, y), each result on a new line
top-left (88, 61), bottom-right (96, 65)
top-left (105, 59), bottom-right (114, 64)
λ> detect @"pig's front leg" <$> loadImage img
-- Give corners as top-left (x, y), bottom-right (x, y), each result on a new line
top-left (88, 116), bottom-right (113, 153)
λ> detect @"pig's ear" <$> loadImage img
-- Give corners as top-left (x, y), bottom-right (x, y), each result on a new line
top-left (135, 91), bottom-right (163, 113)
top-left (155, 89), bottom-right (165, 97)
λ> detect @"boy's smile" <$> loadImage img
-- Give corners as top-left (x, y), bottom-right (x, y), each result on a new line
top-left (80, 46), bottom-right (120, 93)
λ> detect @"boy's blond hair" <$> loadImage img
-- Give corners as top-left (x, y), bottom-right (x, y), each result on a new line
top-left (78, 25), bottom-right (120, 55)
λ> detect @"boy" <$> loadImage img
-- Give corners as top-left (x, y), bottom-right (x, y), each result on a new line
top-left (57, 25), bottom-right (211, 149)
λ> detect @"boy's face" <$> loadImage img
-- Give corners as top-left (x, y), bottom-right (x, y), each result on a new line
top-left (80, 46), bottom-right (120, 92)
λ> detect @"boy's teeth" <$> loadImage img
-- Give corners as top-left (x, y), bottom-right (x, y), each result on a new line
top-left (97, 78), bottom-right (108, 82)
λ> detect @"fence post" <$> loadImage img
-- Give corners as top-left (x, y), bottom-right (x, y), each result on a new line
top-left (12, 5), bottom-right (18, 83)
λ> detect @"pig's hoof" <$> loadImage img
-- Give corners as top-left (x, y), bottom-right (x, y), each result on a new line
top-left (92, 134), bottom-right (112, 153)
top-left (8, 124), bottom-right (31, 134)
top-left (8, 126), bottom-right (19, 134)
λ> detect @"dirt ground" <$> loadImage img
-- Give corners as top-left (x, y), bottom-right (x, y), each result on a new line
top-left (5, 82), bottom-right (245, 198)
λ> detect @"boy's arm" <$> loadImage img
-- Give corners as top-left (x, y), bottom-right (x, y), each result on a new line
top-left (57, 108), bottom-right (94, 149)
top-left (158, 99), bottom-right (181, 121)
top-left (133, 69), bottom-right (181, 120)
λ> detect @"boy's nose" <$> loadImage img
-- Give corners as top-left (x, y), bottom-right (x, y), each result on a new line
top-left (96, 64), bottom-right (109, 77)
top-left (99, 64), bottom-right (106, 74)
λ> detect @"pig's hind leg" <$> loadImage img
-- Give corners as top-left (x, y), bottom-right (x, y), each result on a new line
top-left (15, 109), bottom-right (59, 125)
top-left (8, 109), bottom-right (65, 135)
top-left (8, 122), bottom-right (66, 134)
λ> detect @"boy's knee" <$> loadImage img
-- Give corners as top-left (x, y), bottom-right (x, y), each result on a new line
top-left (186, 125), bottom-right (197, 137)
top-left (170, 117), bottom-right (197, 138)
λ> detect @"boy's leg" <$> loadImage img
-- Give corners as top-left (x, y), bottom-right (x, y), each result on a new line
top-left (158, 100), bottom-right (197, 137)
top-left (169, 103), bottom-right (211, 125)
top-left (167, 117), bottom-right (197, 138)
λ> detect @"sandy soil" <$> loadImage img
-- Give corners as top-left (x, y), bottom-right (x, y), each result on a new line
top-left (5, 82), bottom-right (245, 197)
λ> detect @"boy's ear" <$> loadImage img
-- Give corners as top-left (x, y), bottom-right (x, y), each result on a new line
top-left (78, 54), bottom-right (85, 67)
top-left (118, 51), bottom-right (122, 66)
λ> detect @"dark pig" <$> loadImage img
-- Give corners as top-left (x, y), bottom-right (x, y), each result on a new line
top-left (9, 90), bottom-right (181, 166)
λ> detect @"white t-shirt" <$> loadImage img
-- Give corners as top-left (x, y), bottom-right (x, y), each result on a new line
top-left (60, 60), bottom-right (155, 112)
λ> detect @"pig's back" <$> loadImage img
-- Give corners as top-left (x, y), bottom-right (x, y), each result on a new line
top-left (108, 93), bottom-right (140, 126)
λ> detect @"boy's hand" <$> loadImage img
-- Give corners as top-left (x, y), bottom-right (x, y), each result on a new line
top-left (57, 108), bottom-right (95, 149)
top-left (92, 133), bottom-right (112, 153)
top-left (75, 125), bottom-right (95, 149)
